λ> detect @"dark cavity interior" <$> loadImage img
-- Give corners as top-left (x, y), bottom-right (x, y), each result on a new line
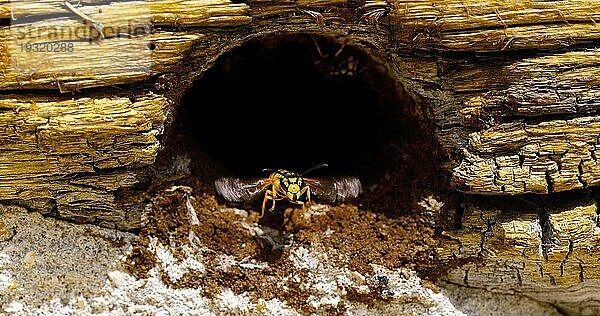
top-left (164, 34), bottom-right (448, 213)
top-left (179, 35), bottom-right (400, 178)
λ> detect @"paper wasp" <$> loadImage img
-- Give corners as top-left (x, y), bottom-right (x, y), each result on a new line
top-left (214, 164), bottom-right (362, 217)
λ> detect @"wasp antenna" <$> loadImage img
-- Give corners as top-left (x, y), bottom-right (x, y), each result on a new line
top-left (302, 163), bottom-right (329, 175)
top-left (262, 168), bottom-right (277, 173)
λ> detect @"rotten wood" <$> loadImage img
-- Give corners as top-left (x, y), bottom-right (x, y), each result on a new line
top-left (439, 196), bottom-right (600, 315)
top-left (0, 91), bottom-right (171, 229)
top-left (2, 0), bottom-right (600, 311)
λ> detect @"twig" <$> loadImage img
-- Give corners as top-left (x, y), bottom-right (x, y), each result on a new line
top-left (63, 1), bottom-right (105, 39)
top-left (299, 8), bottom-right (325, 28)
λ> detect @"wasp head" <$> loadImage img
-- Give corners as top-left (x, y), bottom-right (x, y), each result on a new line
top-left (270, 170), bottom-right (306, 201)
top-left (281, 175), bottom-right (303, 194)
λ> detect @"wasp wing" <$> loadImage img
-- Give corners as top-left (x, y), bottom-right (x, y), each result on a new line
top-left (305, 176), bottom-right (362, 203)
top-left (214, 177), bottom-right (270, 203)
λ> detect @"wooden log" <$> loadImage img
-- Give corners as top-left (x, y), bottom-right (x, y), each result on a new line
top-left (1, 0), bottom-right (251, 26)
top-left (0, 91), bottom-right (170, 228)
top-left (389, 0), bottom-right (600, 52)
top-left (3, 0), bottom-right (600, 310)
top-left (440, 196), bottom-right (600, 313)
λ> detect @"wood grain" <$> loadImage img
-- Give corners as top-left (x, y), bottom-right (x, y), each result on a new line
top-left (440, 196), bottom-right (600, 314)
top-left (0, 91), bottom-right (170, 228)
top-left (3, 0), bottom-right (600, 309)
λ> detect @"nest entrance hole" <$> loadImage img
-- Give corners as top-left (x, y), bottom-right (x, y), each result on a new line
top-left (164, 34), bottom-right (448, 214)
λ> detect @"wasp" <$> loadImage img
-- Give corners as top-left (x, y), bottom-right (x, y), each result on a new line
top-left (309, 36), bottom-right (360, 80)
top-left (214, 164), bottom-right (362, 217)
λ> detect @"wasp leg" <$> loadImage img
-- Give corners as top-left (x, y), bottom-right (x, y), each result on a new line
top-left (310, 35), bottom-right (328, 58)
top-left (305, 186), bottom-right (312, 210)
top-left (334, 38), bottom-right (350, 58)
top-left (295, 186), bottom-right (312, 219)
top-left (261, 189), bottom-right (276, 218)
top-left (261, 186), bottom-right (283, 217)
top-left (299, 186), bottom-right (311, 209)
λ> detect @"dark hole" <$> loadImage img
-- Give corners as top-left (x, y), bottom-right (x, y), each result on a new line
top-left (180, 35), bottom-right (398, 180)
top-left (164, 34), bottom-right (448, 214)
top-left (147, 42), bottom-right (156, 51)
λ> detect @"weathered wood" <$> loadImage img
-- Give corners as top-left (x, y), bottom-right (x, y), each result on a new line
top-left (3, 0), bottom-right (600, 311)
top-left (440, 196), bottom-right (600, 314)
top-left (1, 0), bottom-right (251, 26)
top-left (1, 32), bottom-right (200, 91)
top-left (452, 116), bottom-right (600, 194)
top-left (2, 0), bottom-right (600, 91)
top-left (0, 0), bottom-right (249, 91)
top-left (454, 50), bottom-right (600, 120)
top-left (0, 91), bottom-right (170, 228)
top-left (389, 0), bottom-right (600, 52)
